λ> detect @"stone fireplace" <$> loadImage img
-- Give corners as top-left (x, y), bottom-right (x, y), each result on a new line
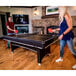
top-left (32, 16), bottom-right (76, 34)
top-left (33, 26), bottom-right (44, 34)
top-left (32, 17), bottom-right (59, 34)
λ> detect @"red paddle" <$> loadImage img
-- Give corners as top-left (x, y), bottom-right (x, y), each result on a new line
top-left (16, 30), bottom-right (18, 34)
top-left (48, 28), bottom-right (53, 33)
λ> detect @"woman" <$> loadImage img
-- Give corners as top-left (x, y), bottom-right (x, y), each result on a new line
top-left (52, 6), bottom-right (76, 62)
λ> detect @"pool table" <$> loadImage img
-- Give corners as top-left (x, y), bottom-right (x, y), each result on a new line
top-left (3, 33), bottom-right (58, 65)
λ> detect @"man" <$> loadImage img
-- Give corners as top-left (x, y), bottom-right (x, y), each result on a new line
top-left (6, 16), bottom-right (16, 48)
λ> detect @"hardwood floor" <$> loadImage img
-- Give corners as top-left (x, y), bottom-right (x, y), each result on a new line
top-left (0, 39), bottom-right (76, 70)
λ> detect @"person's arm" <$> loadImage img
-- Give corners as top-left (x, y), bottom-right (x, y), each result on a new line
top-left (53, 28), bottom-right (60, 32)
top-left (7, 26), bottom-right (15, 32)
top-left (54, 28), bottom-right (60, 31)
top-left (7, 26), bottom-right (14, 31)
top-left (6, 22), bottom-right (15, 32)
top-left (63, 15), bottom-right (73, 35)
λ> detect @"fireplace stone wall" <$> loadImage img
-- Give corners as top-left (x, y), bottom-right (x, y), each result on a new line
top-left (32, 16), bottom-right (76, 34)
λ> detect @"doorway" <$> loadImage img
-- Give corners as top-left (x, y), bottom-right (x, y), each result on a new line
top-left (0, 14), bottom-right (7, 35)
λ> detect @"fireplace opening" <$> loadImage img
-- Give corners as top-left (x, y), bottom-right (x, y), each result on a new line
top-left (15, 26), bottom-right (29, 33)
top-left (33, 26), bottom-right (44, 34)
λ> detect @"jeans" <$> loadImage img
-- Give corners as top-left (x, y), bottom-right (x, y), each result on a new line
top-left (8, 33), bottom-right (15, 35)
top-left (7, 33), bottom-right (15, 48)
top-left (60, 38), bottom-right (76, 58)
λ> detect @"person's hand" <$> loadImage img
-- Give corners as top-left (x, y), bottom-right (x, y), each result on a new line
top-left (48, 29), bottom-right (56, 33)
top-left (52, 29), bottom-right (56, 32)
top-left (58, 34), bottom-right (63, 40)
top-left (13, 30), bottom-right (16, 33)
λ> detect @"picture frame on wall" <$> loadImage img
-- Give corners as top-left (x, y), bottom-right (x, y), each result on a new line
top-left (46, 6), bottom-right (59, 15)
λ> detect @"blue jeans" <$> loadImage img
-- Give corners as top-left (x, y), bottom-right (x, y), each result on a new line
top-left (8, 33), bottom-right (15, 35)
top-left (7, 33), bottom-right (15, 48)
top-left (60, 38), bottom-right (76, 58)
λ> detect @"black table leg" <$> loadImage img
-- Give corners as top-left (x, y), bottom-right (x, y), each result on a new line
top-left (10, 42), bottom-right (18, 53)
top-left (37, 46), bottom-right (50, 66)
top-left (10, 42), bottom-right (50, 65)
top-left (37, 50), bottom-right (42, 66)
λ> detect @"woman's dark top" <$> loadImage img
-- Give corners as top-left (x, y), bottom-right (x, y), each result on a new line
top-left (59, 17), bottom-right (74, 40)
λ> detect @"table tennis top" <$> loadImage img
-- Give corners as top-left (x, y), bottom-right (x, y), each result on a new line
top-left (4, 33), bottom-right (58, 42)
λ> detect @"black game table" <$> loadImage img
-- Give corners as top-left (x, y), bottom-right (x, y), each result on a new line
top-left (3, 33), bottom-right (58, 65)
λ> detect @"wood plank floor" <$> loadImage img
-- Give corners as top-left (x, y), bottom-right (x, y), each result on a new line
top-left (0, 39), bottom-right (76, 70)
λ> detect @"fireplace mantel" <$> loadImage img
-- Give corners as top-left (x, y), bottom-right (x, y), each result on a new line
top-left (41, 14), bottom-right (59, 19)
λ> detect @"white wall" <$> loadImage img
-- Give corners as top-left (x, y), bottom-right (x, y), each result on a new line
top-left (0, 7), bottom-right (33, 33)
top-left (0, 6), bottom-right (76, 33)
top-left (0, 6), bottom-right (42, 33)
top-left (68, 6), bottom-right (76, 16)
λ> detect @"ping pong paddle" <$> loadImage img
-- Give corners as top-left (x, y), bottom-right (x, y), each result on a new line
top-left (16, 30), bottom-right (18, 34)
top-left (48, 28), bottom-right (53, 33)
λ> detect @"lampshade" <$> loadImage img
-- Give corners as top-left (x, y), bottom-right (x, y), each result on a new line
top-left (33, 8), bottom-right (39, 16)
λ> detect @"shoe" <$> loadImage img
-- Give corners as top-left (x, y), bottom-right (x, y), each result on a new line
top-left (72, 64), bottom-right (76, 69)
top-left (56, 57), bottom-right (63, 62)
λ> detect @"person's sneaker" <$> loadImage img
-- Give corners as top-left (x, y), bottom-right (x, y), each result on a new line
top-left (56, 57), bottom-right (63, 62)
top-left (72, 64), bottom-right (76, 69)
